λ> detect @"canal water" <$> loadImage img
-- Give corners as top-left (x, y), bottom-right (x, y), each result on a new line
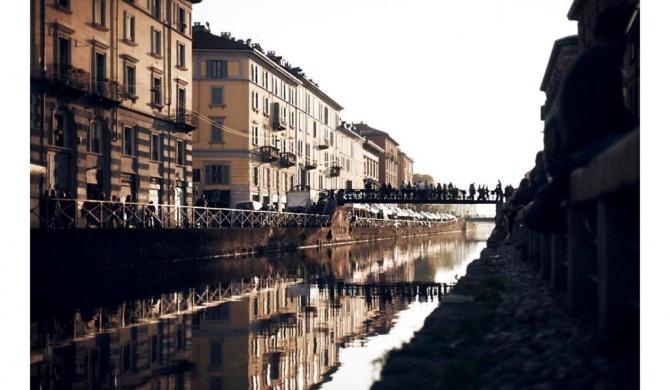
top-left (31, 224), bottom-right (493, 389)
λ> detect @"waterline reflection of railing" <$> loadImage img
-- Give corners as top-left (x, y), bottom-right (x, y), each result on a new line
top-left (31, 198), bottom-right (332, 229)
top-left (349, 216), bottom-right (462, 228)
top-left (59, 276), bottom-right (300, 342)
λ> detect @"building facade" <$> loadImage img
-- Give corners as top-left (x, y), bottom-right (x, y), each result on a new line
top-left (192, 24), bottom-right (352, 209)
top-left (30, 0), bottom-right (202, 226)
top-left (352, 123), bottom-right (400, 189)
top-left (398, 151), bottom-right (414, 186)
top-left (540, 35), bottom-right (579, 121)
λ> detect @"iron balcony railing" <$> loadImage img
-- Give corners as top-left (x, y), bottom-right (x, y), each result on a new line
top-left (44, 63), bottom-right (91, 92)
top-left (32, 198), bottom-right (332, 229)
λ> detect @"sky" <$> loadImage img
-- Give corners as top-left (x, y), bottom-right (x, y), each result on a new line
top-left (193, 0), bottom-right (579, 189)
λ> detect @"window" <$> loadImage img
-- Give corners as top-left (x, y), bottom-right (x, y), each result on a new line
top-left (176, 140), bottom-right (185, 166)
top-left (53, 112), bottom-right (65, 147)
top-left (151, 0), bottom-right (161, 19)
top-left (210, 86), bottom-right (223, 106)
top-left (253, 167), bottom-right (260, 186)
top-left (177, 6), bottom-right (187, 34)
top-left (251, 64), bottom-right (258, 83)
top-left (89, 120), bottom-right (102, 154)
top-left (205, 165), bottom-right (229, 185)
top-left (57, 0), bottom-right (70, 9)
top-left (263, 168), bottom-right (270, 187)
top-left (263, 71), bottom-right (269, 89)
top-left (93, 0), bottom-right (106, 27)
top-left (58, 37), bottom-right (71, 66)
top-left (252, 126), bottom-right (259, 145)
top-left (313, 121), bottom-right (317, 138)
top-left (124, 12), bottom-right (135, 42)
top-left (211, 119), bottom-right (223, 143)
top-left (177, 42), bottom-right (186, 68)
top-left (208, 60), bottom-right (226, 78)
top-left (263, 97), bottom-right (269, 115)
top-left (125, 65), bottom-right (136, 95)
top-left (151, 133), bottom-right (161, 162)
top-left (274, 171), bottom-right (279, 189)
top-left (123, 125), bottom-right (135, 156)
top-left (251, 91), bottom-right (259, 111)
top-left (151, 76), bottom-right (162, 106)
top-left (324, 107), bottom-right (329, 125)
top-left (151, 28), bottom-right (161, 56)
top-left (273, 77), bottom-right (278, 95)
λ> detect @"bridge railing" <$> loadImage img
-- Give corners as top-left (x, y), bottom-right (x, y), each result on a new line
top-left (337, 188), bottom-right (502, 203)
top-left (512, 129), bottom-right (639, 340)
top-left (30, 199), bottom-right (331, 229)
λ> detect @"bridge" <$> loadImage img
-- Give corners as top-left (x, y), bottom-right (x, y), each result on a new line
top-left (335, 188), bottom-right (502, 205)
top-left (314, 280), bottom-right (455, 300)
top-left (464, 216), bottom-right (496, 223)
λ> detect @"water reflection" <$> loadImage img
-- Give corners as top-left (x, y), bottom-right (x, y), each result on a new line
top-left (31, 225), bottom-right (492, 389)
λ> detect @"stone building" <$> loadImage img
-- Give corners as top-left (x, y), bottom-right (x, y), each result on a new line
top-left (398, 151), bottom-right (414, 186)
top-left (191, 23), bottom-right (358, 209)
top-left (29, 0), bottom-right (203, 226)
top-left (352, 122), bottom-right (401, 189)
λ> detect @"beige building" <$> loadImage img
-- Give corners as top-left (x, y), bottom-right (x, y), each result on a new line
top-left (30, 0), bottom-right (202, 226)
top-left (398, 151), bottom-right (414, 186)
top-left (191, 24), bottom-right (350, 209)
top-left (352, 122), bottom-right (401, 189)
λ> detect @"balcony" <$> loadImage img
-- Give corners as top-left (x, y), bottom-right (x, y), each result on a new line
top-left (171, 108), bottom-right (199, 133)
top-left (88, 79), bottom-right (123, 107)
top-left (273, 117), bottom-right (287, 131)
top-left (329, 165), bottom-right (341, 177)
top-left (279, 152), bottom-right (297, 168)
top-left (42, 63), bottom-right (90, 97)
top-left (260, 146), bottom-right (280, 163)
top-left (317, 138), bottom-right (330, 150)
top-left (304, 157), bottom-right (317, 170)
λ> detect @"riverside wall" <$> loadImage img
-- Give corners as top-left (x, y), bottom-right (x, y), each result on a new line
top-left (31, 207), bottom-right (465, 274)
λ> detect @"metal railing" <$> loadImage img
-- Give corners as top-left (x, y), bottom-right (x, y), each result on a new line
top-left (31, 198), bottom-right (332, 229)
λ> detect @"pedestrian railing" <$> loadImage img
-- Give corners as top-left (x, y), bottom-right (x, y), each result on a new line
top-left (30, 199), bottom-right (332, 229)
top-left (512, 128), bottom-right (639, 339)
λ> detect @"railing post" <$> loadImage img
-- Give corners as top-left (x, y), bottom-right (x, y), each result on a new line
top-left (551, 234), bottom-right (567, 292)
top-left (567, 204), bottom-right (597, 319)
top-left (541, 233), bottom-right (552, 280)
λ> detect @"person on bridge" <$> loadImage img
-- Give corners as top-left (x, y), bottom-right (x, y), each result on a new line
top-left (468, 183), bottom-right (476, 201)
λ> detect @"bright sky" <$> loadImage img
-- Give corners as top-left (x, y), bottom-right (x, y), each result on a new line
top-left (193, 0), bottom-right (578, 189)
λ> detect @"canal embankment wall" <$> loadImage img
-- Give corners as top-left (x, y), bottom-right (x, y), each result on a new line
top-left (31, 208), bottom-right (466, 274)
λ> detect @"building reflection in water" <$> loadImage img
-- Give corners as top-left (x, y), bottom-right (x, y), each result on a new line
top-left (31, 226), bottom-right (492, 389)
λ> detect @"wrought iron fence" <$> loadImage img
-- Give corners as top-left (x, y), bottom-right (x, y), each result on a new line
top-left (31, 197), bottom-right (332, 229)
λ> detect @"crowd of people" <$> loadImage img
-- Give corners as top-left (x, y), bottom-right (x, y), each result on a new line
top-left (342, 180), bottom-right (510, 203)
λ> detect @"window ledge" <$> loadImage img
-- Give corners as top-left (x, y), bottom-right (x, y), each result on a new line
top-left (122, 39), bottom-right (138, 47)
top-left (150, 102), bottom-right (165, 110)
top-left (208, 104), bottom-right (226, 109)
top-left (123, 93), bottom-right (139, 103)
top-left (52, 4), bottom-right (73, 14)
top-left (176, 65), bottom-right (188, 72)
top-left (149, 52), bottom-right (164, 60)
top-left (89, 22), bottom-right (109, 32)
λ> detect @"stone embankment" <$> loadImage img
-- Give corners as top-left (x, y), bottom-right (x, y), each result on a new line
top-left (371, 227), bottom-right (639, 390)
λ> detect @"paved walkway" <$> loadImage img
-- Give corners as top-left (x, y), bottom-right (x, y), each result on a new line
top-left (370, 230), bottom-right (639, 389)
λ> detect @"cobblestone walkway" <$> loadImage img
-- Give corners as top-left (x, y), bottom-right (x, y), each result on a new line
top-left (370, 233), bottom-right (639, 390)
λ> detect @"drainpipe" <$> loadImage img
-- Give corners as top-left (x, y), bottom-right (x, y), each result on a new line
top-left (165, 6), bottom-right (172, 207)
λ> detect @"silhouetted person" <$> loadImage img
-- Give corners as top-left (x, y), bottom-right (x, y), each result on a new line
top-left (124, 195), bottom-right (135, 228)
top-left (525, 7), bottom-right (637, 234)
top-left (111, 195), bottom-right (122, 228)
top-left (558, 6), bottom-right (637, 167)
top-left (505, 178), bottom-right (532, 242)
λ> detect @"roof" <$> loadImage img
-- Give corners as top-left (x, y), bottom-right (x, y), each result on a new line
top-left (353, 122), bottom-right (400, 146)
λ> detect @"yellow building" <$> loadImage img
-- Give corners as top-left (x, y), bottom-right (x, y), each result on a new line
top-left (30, 0), bottom-right (202, 227)
top-left (192, 23), bottom-right (354, 209)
